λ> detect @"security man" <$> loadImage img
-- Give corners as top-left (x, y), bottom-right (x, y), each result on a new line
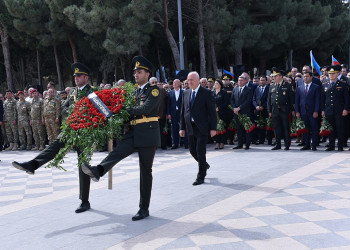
top-left (321, 65), bottom-right (349, 151)
top-left (13, 62), bottom-right (95, 213)
top-left (81, 56), bottom-right (161, 221)
top-left (268, 68), bottom-right (294, 150)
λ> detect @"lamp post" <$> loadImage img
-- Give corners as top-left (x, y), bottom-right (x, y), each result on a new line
top-left (177, 0), bottom-right (185, 70)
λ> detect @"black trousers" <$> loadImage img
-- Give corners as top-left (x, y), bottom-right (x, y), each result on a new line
top-left (99, 135), bottom-right (156, 210)
top-left (33, 139), bottom-right (91, 202)
top-left (236, 117), bottom-right (251, 147)
top-left (272, 112), bottom-right (290, 147)
top-left (326, 114), bottom-right (344, 149)
top-left (188, 122), bottom-right (208, 180)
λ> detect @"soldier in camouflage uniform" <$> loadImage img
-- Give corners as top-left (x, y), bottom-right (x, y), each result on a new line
top-left (30, 89), bottom-right (46, 150)
top-left (16, 91), bottom-right (33, 150)
top-left (60, 91), bottom-right (70, 121)
top-left (0, 93), bottom-right (8, 149)
top-left (43, 89), bottom-right (61, 144)
top-left (3, 90), bottom-right (19, 151)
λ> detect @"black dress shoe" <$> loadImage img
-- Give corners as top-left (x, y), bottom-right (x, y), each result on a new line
top-left (284, 147), bottom-right (290, 150)
top-left (192, 178), bottom-right (204, 185)
top-left (271, 142), bottom-right (276, 146)
top-left (300, 146), bottom-right (311, 151)
top-left (81, 163), bottom-right (100, 182)
top-left (297, 142), bottom-right (305, 146)
top-left (132, 208), bottom-right (149, 221)
top-left (206, 163), bottom-right (210, 169)
top-left (171, 145), bottom-right (179, 149)
top-left (312, 146), bottom-right (317, 151)
top-left (184, 145), bottom-right (189, 149)
top-left (271, 145), bottom-right (281, 150)
top-left (338, 147), bottom-right (344, 151)
top-left (325, 147), bottom-right (334, 151)
top-left (232, 145), bottom-right (243, 150)
top-left (244, 146), bottom-right (250, 150)
top-left (75, 201), bottom-right (90, 213)
top-left (12, 160), bottom-right (37, 175)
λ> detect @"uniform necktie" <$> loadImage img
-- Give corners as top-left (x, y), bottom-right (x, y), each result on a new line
top-left (190, 91), bottom-right (196, 108)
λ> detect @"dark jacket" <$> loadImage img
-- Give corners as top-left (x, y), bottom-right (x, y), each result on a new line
top-left (0, 100), bottom-right (3, 122)
top-left (231, 85), bottom-right (252, 116)
top-left (180, 86), bottom-right (217, 135)
top-left (295, 83), bottom-right (320, 116)
top-left (253, 85), bottom-right (270, 110)
top-left (129, 82), bottom-right (161, 147)
top-left (321, 80), bottom-right (349, 115)
top-left (167, 88), bottom-right (183, 117)
top-left (213, 89), bottom-right (229, 121)
top-left (267, 81), bottom-right (294, 116)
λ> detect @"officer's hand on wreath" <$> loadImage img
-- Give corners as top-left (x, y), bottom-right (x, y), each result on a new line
top-left (313, 112), bottom-right (318, 118)
top-left (269, 113), bottom-right (272, 117)
top-left (342, 110), bottom-right (348, 116)
top-left (0, 122), bottom-right (2, 126)
top-left (296, 112), bottom-right (300, 118)
top-left (29, 120), bottom-right (32, 126)
top-left (210, 130), bottom-right (216, 137)
top-left (322, 111), bottom-right (325, 117)
top-left (167, 115), bottom-right (171, 120)
top-left (179, 130), bottom-right (185, 137)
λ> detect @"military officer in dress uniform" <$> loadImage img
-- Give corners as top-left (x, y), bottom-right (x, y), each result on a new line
top-left (222, 74), bottom-right (235, 145)
top-left (81, 56), bottom-right (161, 221)
top-left (268, 68), bottom-right (294, 150)
top-left (12, 62), bottom-right (94, 213)
top-left (321, 65), bottom-right (349, 151)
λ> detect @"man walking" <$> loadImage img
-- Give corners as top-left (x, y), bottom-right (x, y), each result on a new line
top-left (179, 71), bottom-right (217, 186)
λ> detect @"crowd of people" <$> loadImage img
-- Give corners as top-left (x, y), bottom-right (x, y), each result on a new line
top-left (0, 63), bottom-right (349, 154)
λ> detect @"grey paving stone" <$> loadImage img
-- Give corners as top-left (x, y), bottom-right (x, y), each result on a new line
top-left (293, 233), bottom-right (350, 249)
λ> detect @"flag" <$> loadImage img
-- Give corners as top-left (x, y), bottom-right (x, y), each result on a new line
top-left (332, 55), bottom-right (340, 65)
top-left (310, 50), bottom-right (322, 76)
top-left (223, 69), bottom-right (234, 77)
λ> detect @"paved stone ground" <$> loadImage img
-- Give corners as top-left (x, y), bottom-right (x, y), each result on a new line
top-left (0, 142), bottom-right (350, 250)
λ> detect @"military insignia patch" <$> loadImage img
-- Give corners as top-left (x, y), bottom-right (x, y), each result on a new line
top-left (152, 89), bottom-right (159, 97)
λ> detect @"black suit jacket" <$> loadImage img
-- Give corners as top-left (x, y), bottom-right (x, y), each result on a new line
top-left (180, 86), bottom-right (217, 135)
top-left (231, 86), bottom-right (252, 116)
top-left (167, 89), bottom-right (183, 117)
top-left (253, 85), bottom-right (270, 110)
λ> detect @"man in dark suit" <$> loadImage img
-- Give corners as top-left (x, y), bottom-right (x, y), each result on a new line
top-left (321, 65), bottom-right (349, 151)
top-left (253, 76), bottom-right (271, 144)
top-left (0, 98), bottom-right (3, 153)
top-left (243, 72), bottom-right (258, 143)
top-left (295, 71), bottom-right (321, 151)
top-left (167, 78), bottom-right (184, 149)
top-left (180, 71), bottom-right (216, 186)
top-left (82, 56), bottom-right (161, 221)
top-left (268, 68), bottom-right (294, 150)
top-left (231, 75), bottom-right (253, 150)
top-left (12, 62), bottom-right (93, 213)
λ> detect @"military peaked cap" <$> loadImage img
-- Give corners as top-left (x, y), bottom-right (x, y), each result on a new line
top-left (72, 62), bottom-right (90, 76)
top-left (327, 65), bottom-right (341, 73)
top-left (132, 56), bottom-right (155, 72)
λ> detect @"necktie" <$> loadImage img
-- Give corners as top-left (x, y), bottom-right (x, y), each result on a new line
top-left (260, 87), bottom-right (264, 97)
top-left (239, 87), bottom-right (242, 97)
top-left (305, 84), bottom-right (308, 96)
top-left (190, 91), bottom-right (196, 108)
